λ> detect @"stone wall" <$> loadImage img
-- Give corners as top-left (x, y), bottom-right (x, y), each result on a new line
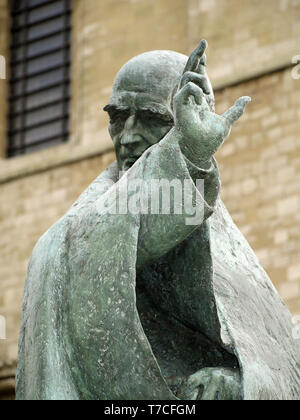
top-left (0, 152), bottom-right (116, 396)
top-left (188, 0), bottom-right (300, 88)
top-left (0, 0), bottom-right (9, 158)
top-left (0, 0), bottom-right (299, 398)
top-left (215, 67), bottom-right (300, 315)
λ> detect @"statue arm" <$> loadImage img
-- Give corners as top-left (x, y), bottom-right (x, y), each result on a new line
top-left (133, 41), bottom-right (249, 268)
top-left (183, 154), bottom-right (220, 209)
top-left (134, 40), bottom-right (248, 269)
top-left (135, 129), bottom-right (220, 269)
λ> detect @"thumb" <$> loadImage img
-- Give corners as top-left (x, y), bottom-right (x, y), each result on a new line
top-left (223, 96), bottom-right (251, 126)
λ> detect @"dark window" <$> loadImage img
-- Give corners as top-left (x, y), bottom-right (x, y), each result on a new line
top-left (7, 0), bottom-right (72, 157)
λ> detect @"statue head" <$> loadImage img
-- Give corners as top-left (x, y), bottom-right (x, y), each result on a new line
top-left (104, 50), bottom-right (213, 171)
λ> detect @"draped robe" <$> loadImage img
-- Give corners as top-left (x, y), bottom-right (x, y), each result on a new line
top-left (16, 132), bottom-right (300, 400)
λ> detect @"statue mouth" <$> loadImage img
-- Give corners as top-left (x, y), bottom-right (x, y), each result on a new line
top-left (122, 154), bottom-right (143, 169)
top-left (123, 157), bottom-right (138, 169)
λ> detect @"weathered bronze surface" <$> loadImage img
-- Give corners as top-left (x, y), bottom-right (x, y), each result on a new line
top-left (16, 41), bottom-right (300, 400)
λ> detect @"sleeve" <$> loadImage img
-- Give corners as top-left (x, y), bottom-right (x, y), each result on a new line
top-left (183, 155), bottom-right (221, 209)
top-left (134, 131), bottom-right (221, 269)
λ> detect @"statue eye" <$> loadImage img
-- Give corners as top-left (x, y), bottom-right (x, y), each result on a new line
top-left (109, 110), bottom-right (130, 125)
top-left (104, 105), bottom-right (130, 125)
top-left (141, 110), bottom-right (173, 125)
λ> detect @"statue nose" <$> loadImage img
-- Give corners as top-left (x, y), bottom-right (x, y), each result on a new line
top-left (120, 115), bottom-right (143, 145)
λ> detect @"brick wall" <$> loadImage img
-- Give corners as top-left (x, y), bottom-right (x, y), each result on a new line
top-left (0, 151), bottom-right (115, 370)
top-left (188, 0), bottom-right (300, 88)
top-left (215, 67), bottom-right (300, 316)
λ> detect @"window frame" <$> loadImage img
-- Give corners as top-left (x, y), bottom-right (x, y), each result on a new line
top-left (0, 0), bottom-right (113, 185)
top-left (7, 0), bottom-right (72, 157)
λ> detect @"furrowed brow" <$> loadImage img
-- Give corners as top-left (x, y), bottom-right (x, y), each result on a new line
top-left (103, 104), bottom-right (130, 113)
top-left (139, 105), bottom-right (173, 122)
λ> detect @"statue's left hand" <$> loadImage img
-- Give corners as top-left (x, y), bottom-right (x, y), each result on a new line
top-left (176, 367), bottom-right (242, 400)
top-left (173, 40), bottom-right (251, 168)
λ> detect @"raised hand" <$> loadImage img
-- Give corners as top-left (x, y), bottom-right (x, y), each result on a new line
top-left (173, 40), bottom-right (251, 168)
top-left (178, 39), bottom-right (214, 111)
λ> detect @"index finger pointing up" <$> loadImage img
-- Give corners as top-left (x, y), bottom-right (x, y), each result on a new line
top-left (184, 39), bottom-right (208, 74)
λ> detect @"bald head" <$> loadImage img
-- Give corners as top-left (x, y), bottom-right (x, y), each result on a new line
top-left (109, 51), bottom-right (188, 113)
top-left (104, 50), bottom-right (212, 171)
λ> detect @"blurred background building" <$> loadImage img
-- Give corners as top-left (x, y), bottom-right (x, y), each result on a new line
top-left (0, 0), bottom-right (300, 399)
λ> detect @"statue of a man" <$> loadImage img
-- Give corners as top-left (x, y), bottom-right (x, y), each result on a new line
top-left (16, 41), bottom-right (300, 400)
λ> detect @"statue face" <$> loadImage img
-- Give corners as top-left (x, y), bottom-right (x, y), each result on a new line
top-left (105, 93), bottom-right (174, 172)
top-left (104, 51), bottom-right (187, 171)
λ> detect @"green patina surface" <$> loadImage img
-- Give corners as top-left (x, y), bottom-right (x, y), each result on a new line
top-left (16, 41), bottom-right (300, 400)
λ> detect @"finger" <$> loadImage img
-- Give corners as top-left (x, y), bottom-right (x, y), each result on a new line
top-left (176, 377), bottom-right (200, 400)
top-left (175, 82), bottom-right (204, 106)
top-left (215, 375), bottom-right (227, 400)
top-left (196, 384), bottom-right (205, 400)
top-left (214, 375), bottom-right (239, 400)
top-left (184, 39), bottom-right (208, 74)
top-left (180, 71), bottom-right (211, 94)
top-left (166, 375), bottom-right (182, 388)
top-left (201, 376), bottom-right (221, 401)
top-left (178, 372), bottom-right (208, 400)
top-left (186, 370), bottom-right (210, 388)
top-left (196, 53), bottom-right (207, 76)
top-left (223, 96), bottom-right (251, 125)
top-left (195, 54), bottom-right (215, 111)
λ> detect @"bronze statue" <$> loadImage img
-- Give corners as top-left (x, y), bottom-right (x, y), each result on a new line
top-left (16, 41), bottom-right (300, 400)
